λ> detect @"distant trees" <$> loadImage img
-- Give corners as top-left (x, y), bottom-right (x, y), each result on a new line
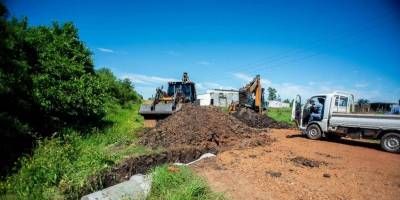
top-left (267, 87), bottom-right (277, 101)
top-left (97, 68), bottom-right (141, 105)
top-left (357, 98), bottom-right (369, 106)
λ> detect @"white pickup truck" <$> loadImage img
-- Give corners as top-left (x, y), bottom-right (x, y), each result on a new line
top-left (291, 91), bottom-right (400, 153)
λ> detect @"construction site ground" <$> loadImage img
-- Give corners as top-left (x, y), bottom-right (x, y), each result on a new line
top-left (192, 128), bottom-right (400, 200)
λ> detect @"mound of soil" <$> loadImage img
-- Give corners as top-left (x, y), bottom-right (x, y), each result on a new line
top-left (232, 108), bottom-right (292, 129)
top-left (140, 104), bottom-right (272, 151)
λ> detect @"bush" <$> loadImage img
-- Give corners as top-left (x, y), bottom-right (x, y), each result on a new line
top-left (2, 104), bottom-right (146, 199)
top-left (0, 2), bottom-right (142, 176)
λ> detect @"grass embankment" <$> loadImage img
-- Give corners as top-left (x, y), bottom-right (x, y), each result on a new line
top-left (1, 103), bottom-right (223, 200)
top-left (1, 103), bottom-right (148, 199)
top-left (149, 165), bottom-right (224, 200)
top-left (267, 107), bottom-right (295, 127)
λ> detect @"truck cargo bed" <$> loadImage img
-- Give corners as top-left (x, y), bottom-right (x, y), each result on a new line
top-left (330, 112), bottom-right (400, 130)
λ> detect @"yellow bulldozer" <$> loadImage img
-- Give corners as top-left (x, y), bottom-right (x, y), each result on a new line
top-left (139, 72), bottom-right (197, 127)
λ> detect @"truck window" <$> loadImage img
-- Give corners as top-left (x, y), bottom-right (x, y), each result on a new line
top-left (340, 96), bottom-right (348, 107)
top-left (333, 96), bottom-right (348, 112)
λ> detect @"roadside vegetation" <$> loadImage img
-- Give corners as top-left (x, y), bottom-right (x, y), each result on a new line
top-left (0, 3), bottom-right (149, 199)
top-left (149, 165), bottom-right (225, 200)
top-left (1, 104), bottom-right (148, 199)
top-left (267, 107), bottom-right (295, 127)
top-left (0, 3), bottom-right (222, 199)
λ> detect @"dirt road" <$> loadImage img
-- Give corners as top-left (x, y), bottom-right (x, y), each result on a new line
top-left (192, 129), bottom-right (400, 200)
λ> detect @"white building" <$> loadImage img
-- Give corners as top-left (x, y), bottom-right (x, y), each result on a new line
top-left (197, 89), bottom-right (239, 107)
top-left (268, 100), bottom-right (290, 108)
top-left (197, 93), bottom-right (212, 106)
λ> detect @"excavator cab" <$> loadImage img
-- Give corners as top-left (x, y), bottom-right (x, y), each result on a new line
top-left (229, 75), bottom-right (266, 114)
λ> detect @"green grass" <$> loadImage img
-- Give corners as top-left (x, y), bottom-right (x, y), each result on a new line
top-left (0, 103), bottom-right (148, 199)
top-left (267, 107), bottom-right (295, 126)
top-left (148, 165), bottom-right (225, 200)
top-left (1, 103), bottom-right (222, 200)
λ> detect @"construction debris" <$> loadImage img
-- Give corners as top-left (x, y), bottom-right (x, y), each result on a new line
top-left (265, 170), bottom-right (282, 178)
top-left (81, 174), bottom-right (151, 200)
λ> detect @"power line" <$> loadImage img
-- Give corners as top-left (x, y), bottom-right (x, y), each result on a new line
top-left (232, 8), bottom-right (396, 74)
top-left (209, 9), bottom-right (397, 84)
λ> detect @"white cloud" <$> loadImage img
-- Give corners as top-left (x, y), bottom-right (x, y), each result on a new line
top-left (270, 82), bottom-right (385, 102)
top-left (355, 83), bottom-right (368, 88)
top-left (97, 48), bottom-right (114, 53)
top-left (135, 86), bottom-right (158, 99)
top-left (196, 83), bottom-right (206, 91)
top-left (166, 50), bottom-right (181, 56)
top-left (122, 73), bottom-right (179, 85)
top-left (204, 82), bottom-right (234, 90)
top-left (231, 72), bottom-right (387, 102)
top-left (120, 73), bottom-right (180, 98)
top-left (119, 71), bottom-right (394, 102)
top-left (233, 72), bottom-right (271, 87)
top-left (196, 61), bottom-right (211, 66)
top-left (233, 72), bottom-right (253, 82)
top-left (196, 82), bottom-right (236, 94)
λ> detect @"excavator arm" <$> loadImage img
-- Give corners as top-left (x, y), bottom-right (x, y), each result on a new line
top-left (247, 75), bottom-right (263, 113)
top-left (235, 75), bottom-right (264, 114)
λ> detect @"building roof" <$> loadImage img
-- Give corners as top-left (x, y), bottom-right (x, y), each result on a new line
top-left (209, 88), bottom-right (239, 92)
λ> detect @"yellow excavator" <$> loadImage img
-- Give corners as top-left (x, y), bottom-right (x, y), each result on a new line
top-left (229, 74), bottom-right (265, 114)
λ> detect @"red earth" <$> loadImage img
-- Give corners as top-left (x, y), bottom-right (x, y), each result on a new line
top-left (192, 128), bottom-right (400, 200)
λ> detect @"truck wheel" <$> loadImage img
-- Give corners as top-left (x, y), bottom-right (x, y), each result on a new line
top-left (306, 124), bottom-right (322, 140)
top-left (381, 133), bottom-right (400, 153)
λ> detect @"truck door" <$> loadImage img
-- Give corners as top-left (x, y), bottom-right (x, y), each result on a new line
top-left (291, 95), bottom-right (302, 127)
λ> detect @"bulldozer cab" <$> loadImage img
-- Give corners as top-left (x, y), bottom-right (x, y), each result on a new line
top-left (167, 81), bottom-right (196, 103)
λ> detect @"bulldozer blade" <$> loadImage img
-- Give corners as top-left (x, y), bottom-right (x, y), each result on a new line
top-left (142, 114), bottom-right (170, 128)
top-left (139, 103), bottom-right (174, 115)
top-left (139, 103), bottom-right (182, 128)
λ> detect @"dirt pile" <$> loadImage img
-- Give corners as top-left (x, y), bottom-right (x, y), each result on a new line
top-left (140, 104), bottom-right (272, 151)
top-left (232, 108), bottom-right (291, 129)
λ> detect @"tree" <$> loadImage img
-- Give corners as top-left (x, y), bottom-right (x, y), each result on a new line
top-left (96, 68), bottom-right (141, 105)
top-left (0, 0), bottom-right (144, 137)
top-left (357, 98), bottom-right (369, 106)
top-left (0, 17), bottom-right (107, 135)
top-left (283, 99), bottom-right (290, 104)
top-left (267, 87), bottom-right (277, 101)
top-left (0, 2), bottom-right (144, 176)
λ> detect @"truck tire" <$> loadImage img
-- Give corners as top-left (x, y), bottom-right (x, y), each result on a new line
top-left (306, 124), bottom-right (322, 140)
top-left (381, 133), bottom-right (400, 153)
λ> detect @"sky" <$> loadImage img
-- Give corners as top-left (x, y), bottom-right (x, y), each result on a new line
top-left (5, 0), bottom-right (400, 102)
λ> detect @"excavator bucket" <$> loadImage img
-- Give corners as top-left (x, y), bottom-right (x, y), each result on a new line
top-left (139, 103), bottom-right (182, 128)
